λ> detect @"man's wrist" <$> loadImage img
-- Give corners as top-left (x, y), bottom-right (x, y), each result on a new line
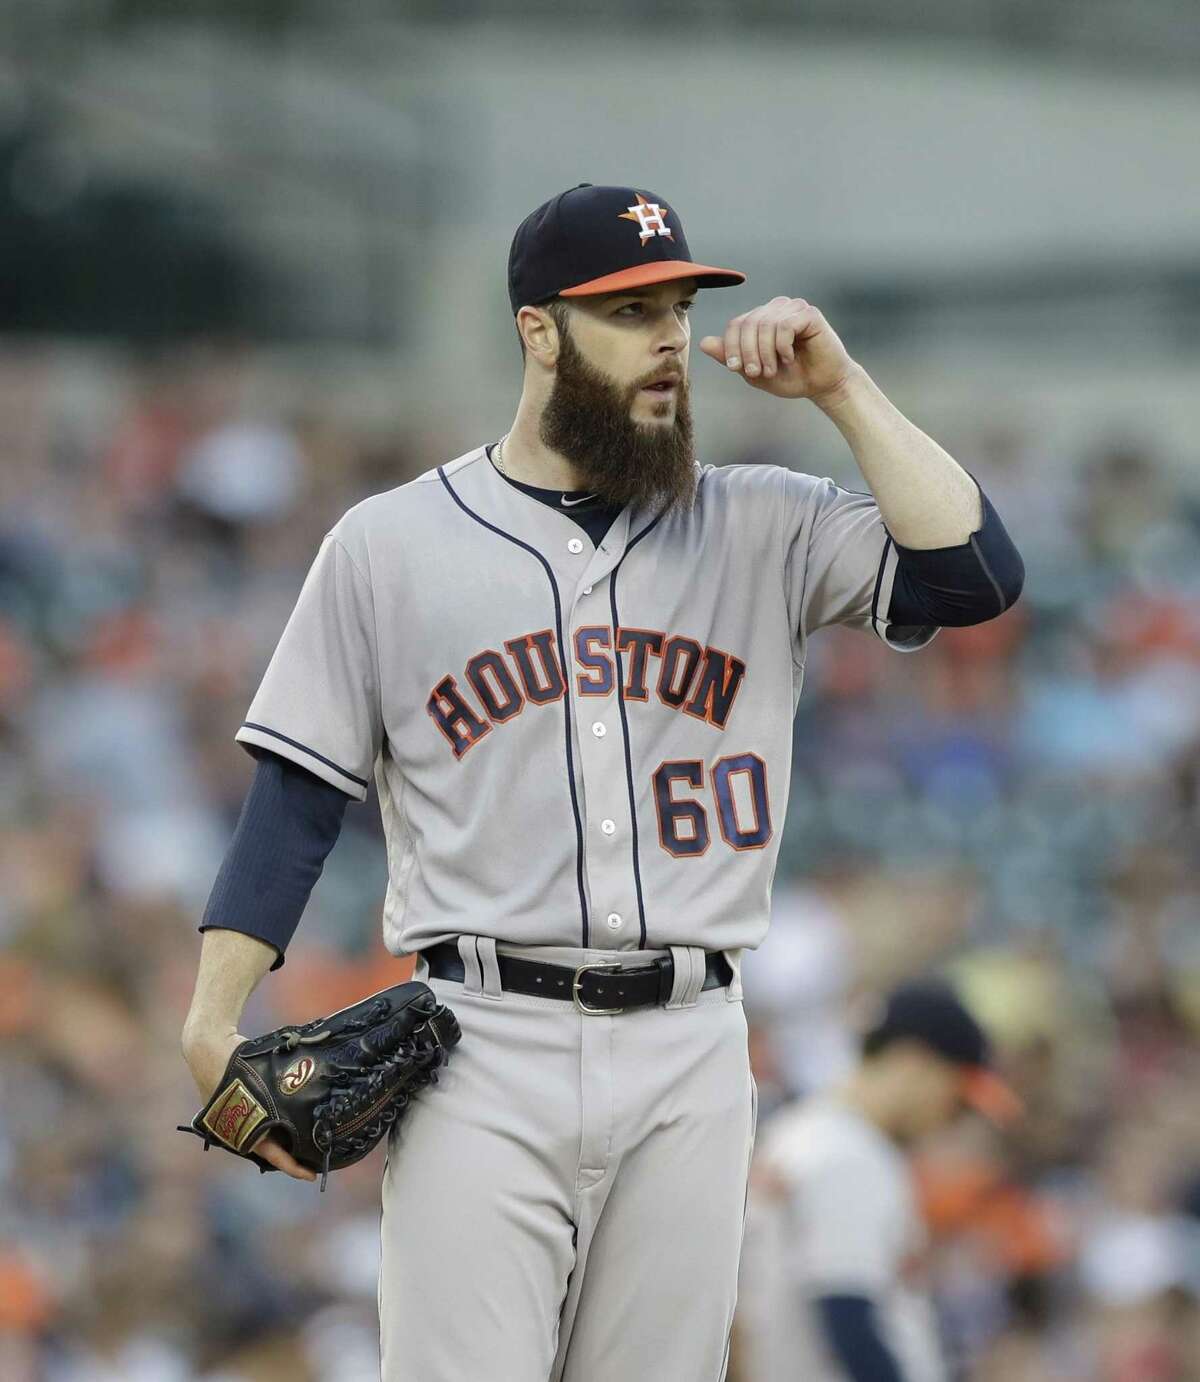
top-left (181, 1021), bottom-right (245, 1098)
top-left (181, 1014), bottom-right (240, 1054)
top-left (810, 362), bottom-right (873, 420)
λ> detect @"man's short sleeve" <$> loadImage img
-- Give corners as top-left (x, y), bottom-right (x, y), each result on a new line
top-left (235, 534), bottom-right (383, 802)
top-left (782, 469), bottom-right (938, 654)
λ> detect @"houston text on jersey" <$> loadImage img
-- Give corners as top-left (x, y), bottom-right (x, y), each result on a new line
top-left (425, 623), bottom-right (747, 760)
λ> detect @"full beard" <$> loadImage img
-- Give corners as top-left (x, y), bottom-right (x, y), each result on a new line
top-left (538, 328), bottom-right (697, 515)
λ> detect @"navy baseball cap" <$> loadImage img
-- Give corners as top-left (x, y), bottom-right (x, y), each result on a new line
top-left (508, 183), bottom-right (746, 315)
top-left (864, 980), bottom-right (1022, 1125)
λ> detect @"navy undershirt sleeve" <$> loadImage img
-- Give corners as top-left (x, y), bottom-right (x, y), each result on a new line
top-left (886, 481), bottom-right (1024, 628)
top-left (199, 748), bottom-right (350, 970)
top-left (816, 1295), bottom-right (906, 1382)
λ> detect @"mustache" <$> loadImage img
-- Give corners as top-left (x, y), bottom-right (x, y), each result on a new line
top-left (633, 366), bottom-right (684, 391)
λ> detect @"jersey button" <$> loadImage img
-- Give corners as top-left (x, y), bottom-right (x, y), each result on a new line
top-left (567, 537), bottom-right (584, 554)
top-left (606, 912), bottom-right (623, 931)
top-left (583, 585), bottom-right (593, 595)
top-left (591, 722), bottom-right (607, 738)
top-left (601, 819), bottom-right (616, 835)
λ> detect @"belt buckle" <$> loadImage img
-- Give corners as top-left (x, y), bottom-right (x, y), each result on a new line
top-left (572, 962), bottom-right (625, 1016)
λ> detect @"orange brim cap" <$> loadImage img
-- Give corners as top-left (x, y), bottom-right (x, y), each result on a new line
top-left (961, 1066), bottom-right (1023, 1125)
top-left (559, 259), bottom-right (746, 298)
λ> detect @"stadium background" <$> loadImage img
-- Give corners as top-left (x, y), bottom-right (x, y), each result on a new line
top-left (2, 3), bottom-right (1200, 1378)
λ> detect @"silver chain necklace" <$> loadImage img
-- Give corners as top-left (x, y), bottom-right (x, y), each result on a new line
top-left (493, 433), bottom-right (596, 506)
top-left (493, 432), bottom-right (511, 476)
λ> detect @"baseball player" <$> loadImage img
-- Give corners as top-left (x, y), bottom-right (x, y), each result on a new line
top-left (181, 183), bottom-right (1024, 1381)
top-left (732, 981), bottom-right (1021, 1382)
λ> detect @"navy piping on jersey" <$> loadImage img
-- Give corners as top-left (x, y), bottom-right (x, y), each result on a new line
top-left (869, 536), bottom-right (892, 637)
top-left (607, 507), bottom-right (669, 948)
top-left (240, 722), bottom-right (369, 789)
top-left (437, 465), bottom-right (591, 945)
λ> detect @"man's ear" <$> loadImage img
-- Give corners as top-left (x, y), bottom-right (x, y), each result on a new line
top-left (517, 304), bottom-right (561, 367)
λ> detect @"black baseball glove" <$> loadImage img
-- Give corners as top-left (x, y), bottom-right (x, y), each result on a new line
top-left (179, 981), bottom-right (460, 1190)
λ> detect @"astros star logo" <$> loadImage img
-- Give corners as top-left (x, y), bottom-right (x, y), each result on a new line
top-left (618, 193), bottom-right (674, 246)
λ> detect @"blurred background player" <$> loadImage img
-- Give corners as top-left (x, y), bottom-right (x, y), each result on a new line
top-left (732, 981), bottom-right (1021, 1382)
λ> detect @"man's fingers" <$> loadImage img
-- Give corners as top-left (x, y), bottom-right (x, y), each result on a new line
top-left (254, 1134), bottom-right (318, 1182)
top-left (757, 316), bottom-right (782, 377)
top-left (737, 316), bottom-right (764, 378)
top-left (723, 315), bottom-right (745, 372)
top-left (704, 300), bottom-right (814, 379)
top-left (740, 298), bottom-right (794, 377)
top-left (789, 303), bottom-right (821, 344)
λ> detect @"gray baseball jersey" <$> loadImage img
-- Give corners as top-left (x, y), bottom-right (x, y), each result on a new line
top-left (236, 445), bottom-right (938, 1380)
top-left (236, 447), bottom-right (935, 959)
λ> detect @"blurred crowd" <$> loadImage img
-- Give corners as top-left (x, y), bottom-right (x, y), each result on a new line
top-left (1, 340), bottom-right (1199, 1380)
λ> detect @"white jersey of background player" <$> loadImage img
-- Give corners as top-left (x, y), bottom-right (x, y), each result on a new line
top-left (733, 982), bottom-right (1021, 1382)
top-left (738, 1099), bottom-right (945, 1382)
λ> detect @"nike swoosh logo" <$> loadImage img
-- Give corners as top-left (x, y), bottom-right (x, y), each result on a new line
top-left (561, 493), bottom-right (597, 507)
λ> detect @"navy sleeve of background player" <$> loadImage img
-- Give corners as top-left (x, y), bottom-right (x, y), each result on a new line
top-left (198, 749), bottom-right (350, 970)
top-left (886, 481), bottom-right (1024, 629)
top-left (816, 1295), bottom-right (907, 1382)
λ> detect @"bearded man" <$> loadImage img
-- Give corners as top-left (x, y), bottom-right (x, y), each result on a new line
top-left (182, 183), bottom-right (1024, 1381)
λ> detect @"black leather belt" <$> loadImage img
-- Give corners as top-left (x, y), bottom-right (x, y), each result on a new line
top-left (423, 942), bottom-right (733, 1015)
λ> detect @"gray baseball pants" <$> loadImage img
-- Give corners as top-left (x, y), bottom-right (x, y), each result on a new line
top-left (378, 938), bottom-right (758, 1381)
